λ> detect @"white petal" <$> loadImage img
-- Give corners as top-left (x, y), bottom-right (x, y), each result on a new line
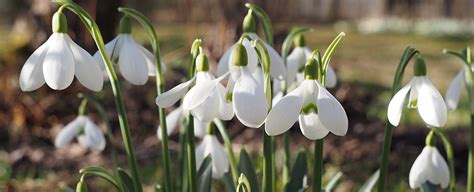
top-left (194, 118), bottom-right (207, 138)
top-left (298, 113), bottom-right (329, 140)
top-left (93, 35), bottom-right (120, 67)
top-left (325, 65), bottom-right (337, 88)
top-left (66, 36), bottom-right (104, 91)
top-left (445, 69), bottom-right (464, 111)
top-left (272, 92), bottom-right (283, 107)
top-left (252, 67), bottom-right (265, 88)
top-left (216, 84), bottom-right (234, 120)
top-left (417, 77), bottom-right (447, 127)
top-left (227, 40), bottom-right (259, 75)
top-left (286, 47), bottom-right (306, 87)
top-left (43, 33), bottom-right (75, 90)
top-left (138, 45), bottom-right (167, 76)
top-left (155, 77), bottom-right (195, 108)
top-left (408, 78), bottom-right (422, 108)
top-left (315, 81), bottom-right (348, 136)
top-left (265, 85), bottom-right (304, 135)
top-left (430, 147), bottom-right (450, 188)
top-left (210, 135), bottom-right (229, 179)
top-left (83, 118), bottom-right (106, 151)
top-left (118, 35), bottom-right (149, 85)
top-left (191, 91), bottom-right (220, 122)
top-left (409, 146), bottom-right (432, 189)
top-left (183, 78), bottom-right (218, 112)
top-left (233, 67), bottom-right (268, 128)
top-left (387, 79), bottom-right (414, 126)
top-left (55, 116), bottom-right (87, 148)
top-left (217, 44), bottom-right (234, 76)
top-left (157, 107), bottom-right (183, 140)
top-left (195, 136), bottom-right (207, 169)
top-left (263, 42), bottom-right (286, 79)
top-left (19, 37), bottom-right (50, 91)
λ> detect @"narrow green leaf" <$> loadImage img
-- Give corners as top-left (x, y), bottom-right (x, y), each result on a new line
top-left (197, 155), bottom-right (212, 192)
top-left (79, 166), bottom-right (122, 191)
top-left (281, 27), bottom-right (312, 60)
top-left (245, 3), bottom-right (273, 45)
top-left (238, 149), bottom-right (260, 192)
top-left (324, 172), bottom-right (343, 192)
top-left (321, 32), bottom-right (345, 75)
top-left (285, 150), bottom-right (307, 192)
top-left (117, 168), bottom-right (133, 192)
top-left (222, 172), bottom-right (236, 192)
top-left (359, 169), bottom-right (379, 192)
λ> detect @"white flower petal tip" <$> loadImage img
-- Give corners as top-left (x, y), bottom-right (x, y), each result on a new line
top-left (387, 79), bottom-right (414, 127)
top-left (445, 70), bottom-right (464, 111)
top-left (417, 77), bottom-right (447, 127)
top-left (265, 87), bottom-right (304, 136)
top-left (233, 68), bottom-right (268, 128)
top-left (43, 33), bottom-right (75, 90)
top-left (409, 146), bottom-right (450, 189)
top-left (298, 113), bottom-right (329, 140)
top-left (325, 65), bottom-right (337, 88)
top-left (19, 38), bottom-right (50, 91)
top-left (54, 116), bottom-right (87, 148)
top-left (155, 77), bottom-right (195, 108)
top-left (195, 135), bottom-right (229, 179)
top-left (82, 118), bottom-right (106, 151)
top-left (157, 107), bottom-right (183, 140)
top-left (316, 83), bottom-right (348, 136)
top-left (118, 35), bottom-right (149, 85)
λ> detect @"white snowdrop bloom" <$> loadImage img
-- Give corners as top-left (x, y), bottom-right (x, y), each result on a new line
top-left (93, 16), bottom-right (166, 85)
top-left (195, 135), bottom-right (229, 179)
top-left (387, 58), bottom-right (447, 127)
top-left (155, 53), bottom-right (233, 123)
top-left (19, 12), bottom-right (103, 92)
top-left (55, 115), bottom-right (106, 151)
top-left (265, 58), bottom-right (348, 139)
top-left (228, 43), bottom-right (268, 128)
top-left (445, 65), bottom-right (474, 111)
top-left (409, 146), bottom-right (450, 189)
top-left (156, 107), bottom-right (207, 140)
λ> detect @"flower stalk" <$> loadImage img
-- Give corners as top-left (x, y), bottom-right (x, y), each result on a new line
top-left (52, 1), bottom-right (142, 191)
top-left (214, 119), bottom-right (239, 183)
top-left (117, 7), bottom-right (173, 192)
top-left (430, 127), bottom-right (456, 191)
top-left (377, 47), bottom-right (419, 191)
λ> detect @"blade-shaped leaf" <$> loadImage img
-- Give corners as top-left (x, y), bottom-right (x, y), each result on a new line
top-left (197, 155), bottom-right (212, 192)
top-left (324, 172), bottom-right (343, 192)
top-left (222, 172), bottom-right (236, 192)
top-left (285, 150), bottom-right (307, 192)
top-left (359, 169), bottom-right (379, 192)
top-left (117, 168), bottom-right (133, 192)
top-left (79, 166), bottom-right (122, 191)
top-left (239, 149), bottom-right (260, 192)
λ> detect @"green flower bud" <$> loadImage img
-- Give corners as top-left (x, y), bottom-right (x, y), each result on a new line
top-left (294, 34), bottom-right (306, 47)
top-left (413, 57), bottom-right (427, 76)
top-left (304, 58), bottom-right (319, 80)
top-left (119, 16), bottom-right (132, 34)
top-left (75, 179), bottom-right (88, 192)
top-left (52, 11), bottom-right (68, 33)
top-left (196, 52), bottom-right (209, 72)
top-left (243, 10), bottom-right (256, 33)
top-left (230, 43), bottom-right (248, 67)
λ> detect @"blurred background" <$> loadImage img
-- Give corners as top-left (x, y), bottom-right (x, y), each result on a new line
top-left (1, 0), bottom-right (474, 191)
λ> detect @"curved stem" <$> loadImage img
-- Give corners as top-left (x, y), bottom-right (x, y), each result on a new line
top-left (252, 39), bottom-right (274, 192)
top-left (78, 93), bottom-right (119, 176)
top-left (245, 3), bottom-right (273, 45)
top-left (79, 166), bottom-right (124, 191)
top-left (377, 47), bottom-right (419, 191)
top-left (214, 119), bottom-right (239, 183)
top-left (118, 7), bottom-right (173, 192)
top-left (53, 1), bottom-right (142, 191)
top-left (431, 128), bottom-right (456, 192)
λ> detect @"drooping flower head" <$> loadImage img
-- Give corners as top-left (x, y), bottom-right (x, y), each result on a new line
top-left (19, 11), bottom-right (103, 91)
top-left (265, 51), bottom-right (348, 139)
top-left (195, 134), bottom-right (229, 179)
top-left (409, 144), bottom-right (450, 189)
top-left (55, 115), bottom-right (106, 151)
top-left (155, 51), bottom-right (232, 123)
top-left (94, 16), bottom-right (165, 85)
top-left (387, 57), bottom-right (447, 127)
top-left (445, 64), bottom-right (473, 111)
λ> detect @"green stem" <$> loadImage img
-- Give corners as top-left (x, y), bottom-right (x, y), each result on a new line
top-left (78, 93), bottom-right (119, 176)
top-left (118, 8), bottom-right (172, 192)
top-left (377, 47), bottom-right (419, 191)
top-left (214, 119), bottom-right (239, 183)
top-left (53, 2), bottom-right (142, 191)
top-left (431, 127), bottom-right (456, 192)
top-left (312, 139), bottom-right (323, 192)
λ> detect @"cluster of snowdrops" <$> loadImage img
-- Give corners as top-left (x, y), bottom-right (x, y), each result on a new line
top-left (17, 1), bottom-right (474, 192)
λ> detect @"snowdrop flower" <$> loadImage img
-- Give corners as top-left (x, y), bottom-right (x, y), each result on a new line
top-left (285, 35), bottom-right (337, 90)
top-left (445, 65), bottom-right (473, 111)
top-left (156, 107), bottom-right (207, 140)
top-left (217, 10), bottom-right (285, 80)
top-left (265, 55), bottom-right (348, 139)
top-left (409, 145), bottom-right (450, 189)
top-left (387, 58), bottom-right (447, 127)
top-left (195, 134), bottom-right (229, 179)
top-left (228, 42), bottom-right (268, 128)
top-left (155, 52), bottom-right (233, 123)
top-left (93, 16), bottom-right (165, 85)
top-left (19, 12), bottom-right (103, 91)
top-left (55, 115), bottom-right (106, 151)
